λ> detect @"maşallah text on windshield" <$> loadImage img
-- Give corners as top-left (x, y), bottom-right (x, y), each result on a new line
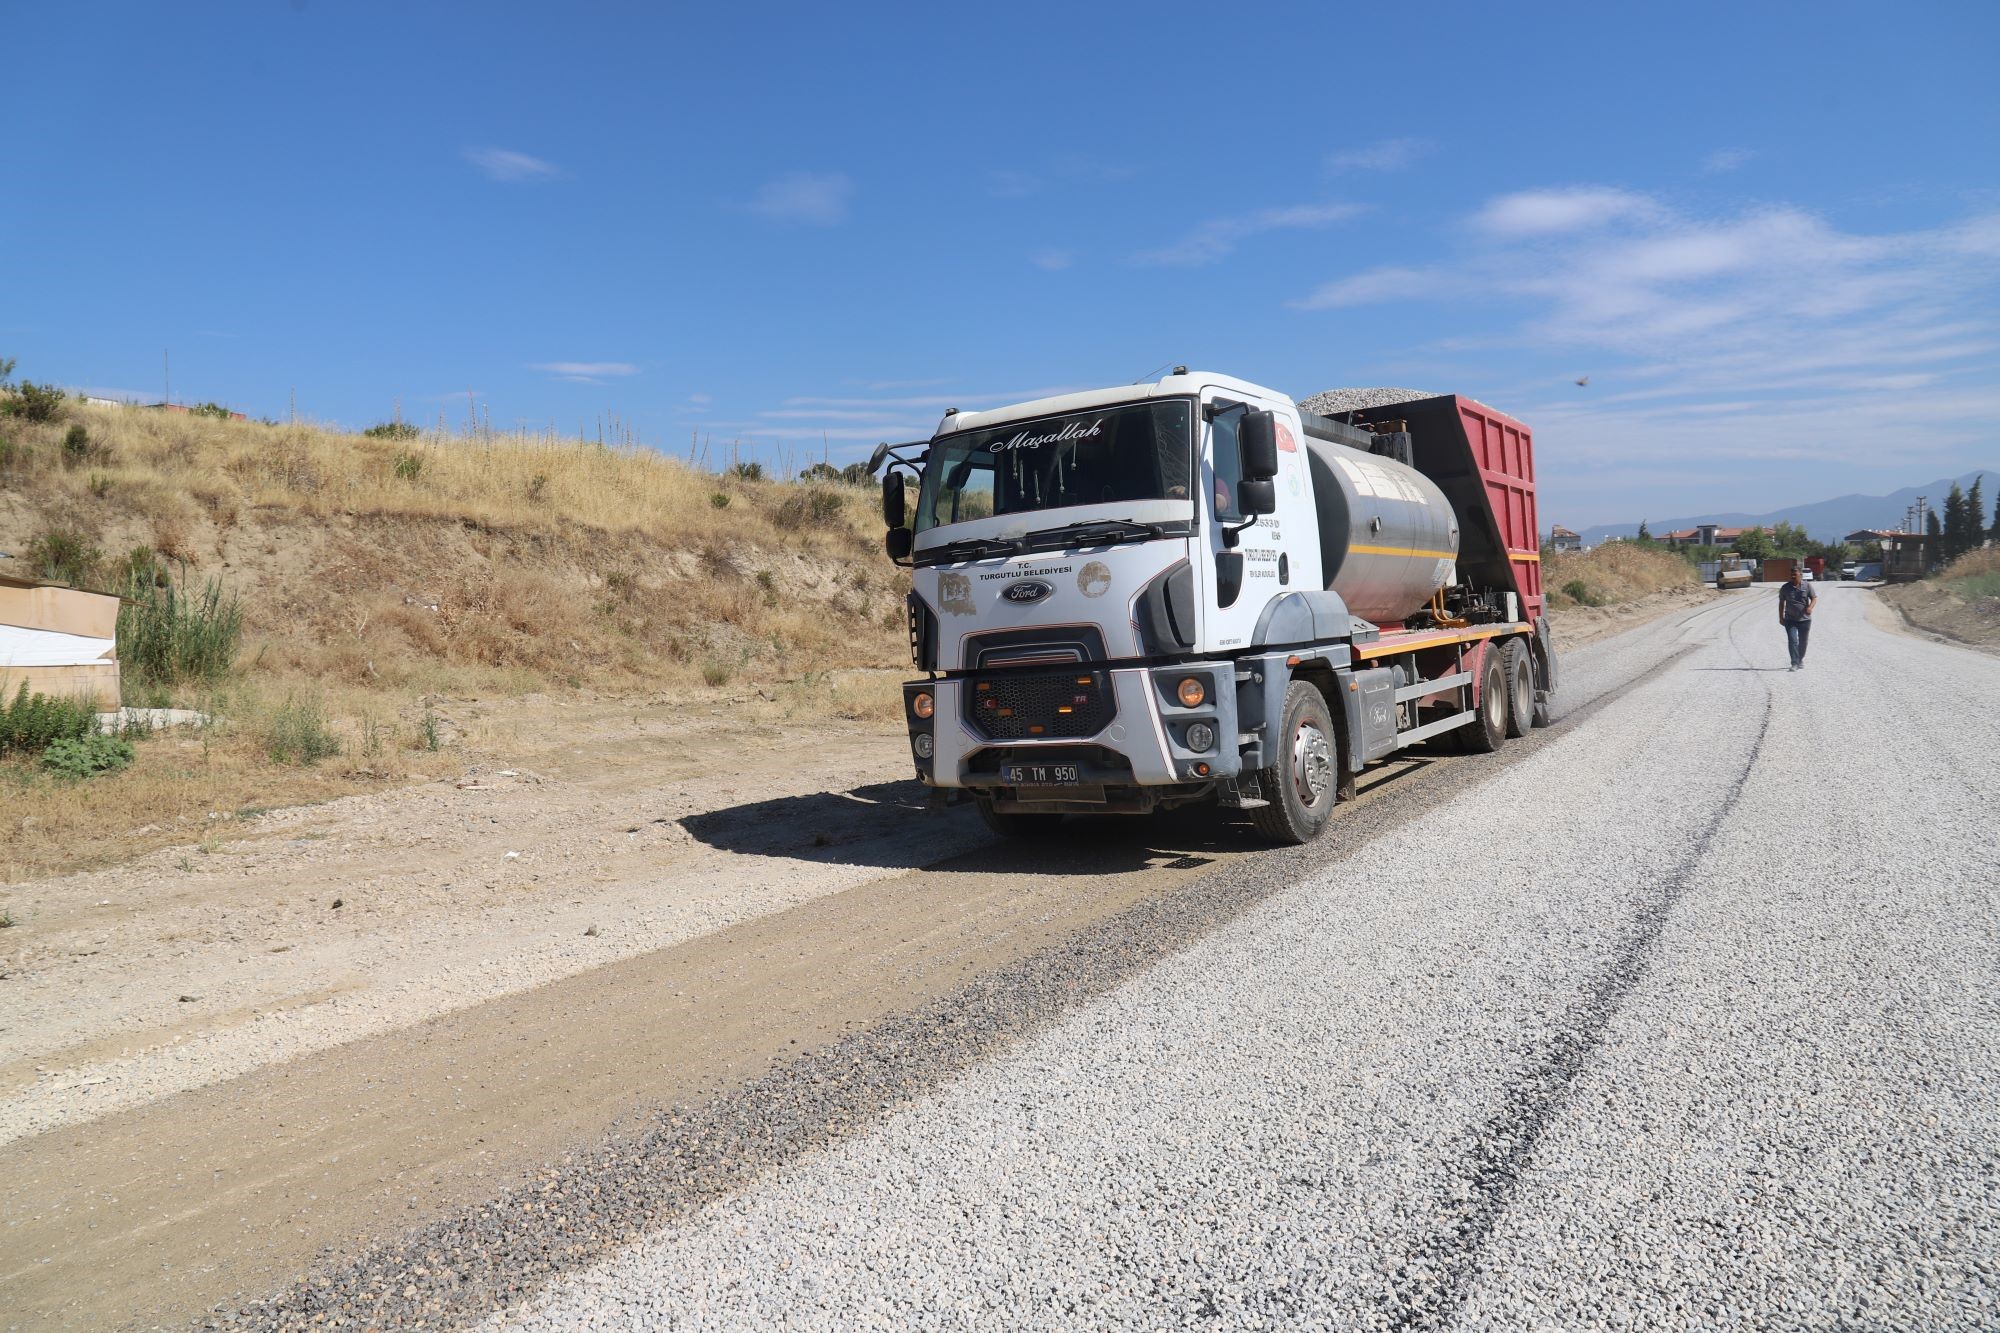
top-left (988, 419), bottom-right (1105, 452)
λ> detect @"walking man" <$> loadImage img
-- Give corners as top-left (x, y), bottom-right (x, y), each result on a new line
top-left (1780, 566), bottom-right (1817, 670)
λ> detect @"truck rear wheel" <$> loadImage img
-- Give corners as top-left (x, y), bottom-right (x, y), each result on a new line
top-left (1460, 645), bottom-right (1509, 754)
top-left (1249, 681), bottom-right (1338, 845)
top-left (975, 799), bottom-right (1064, 839)
top-left (1500, 638), bottom-right (1533, 739)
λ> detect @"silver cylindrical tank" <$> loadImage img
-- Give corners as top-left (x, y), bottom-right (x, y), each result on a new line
top-left (1304, 438), bottom-right (1460, 623)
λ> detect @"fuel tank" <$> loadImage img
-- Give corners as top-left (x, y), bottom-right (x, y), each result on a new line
top-left (1304, 438), bottom-right (1460, 623)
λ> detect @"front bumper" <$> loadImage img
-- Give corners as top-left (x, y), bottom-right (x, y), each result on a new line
top-left (903, 663), bottom-right (1239, 794)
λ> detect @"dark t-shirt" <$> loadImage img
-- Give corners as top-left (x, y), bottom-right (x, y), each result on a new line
top-left (1779, 581), bottom-right (1816, 623)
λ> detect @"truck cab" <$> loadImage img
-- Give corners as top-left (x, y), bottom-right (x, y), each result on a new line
top-left (875, 371), bottom-right (1553, 843)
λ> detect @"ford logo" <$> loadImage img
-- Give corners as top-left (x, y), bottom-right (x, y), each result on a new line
top-left (1003, 580), bottom-right (1053, 604)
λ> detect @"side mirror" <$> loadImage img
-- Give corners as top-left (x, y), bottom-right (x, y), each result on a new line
top-left (1238, 478), bottom-right (1277, 516)
top-left (1240, 410), bottom-right (1280, 481)
top-left (882, 470), bottom-right (907, 529)
top-left (885, 527), bottom-right (913, 560)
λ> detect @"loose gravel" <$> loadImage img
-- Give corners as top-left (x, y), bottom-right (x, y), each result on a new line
top-left (483, 587), bottom-right (1996, 1332)
top-left (1297, 387), bottom-right (1438, 416)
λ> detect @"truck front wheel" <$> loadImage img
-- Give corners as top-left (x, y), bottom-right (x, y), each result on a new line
top-left (1249, 681), bottom-right (1338, 845)
top-left (975, 800), bottom-right (1064, 838)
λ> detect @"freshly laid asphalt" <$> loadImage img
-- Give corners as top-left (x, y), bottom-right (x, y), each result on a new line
top-left (492, 586), bottom-right (1999, 1332)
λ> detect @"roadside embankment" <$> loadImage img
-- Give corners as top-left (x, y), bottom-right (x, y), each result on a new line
top-left (1543, 542), bottom-right (1712, 648)
top-left (1874, 548), bottom-right (2000, 653)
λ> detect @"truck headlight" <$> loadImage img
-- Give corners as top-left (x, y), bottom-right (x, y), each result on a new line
top-left (1185, 721), bottom-right (1215, 752)
top-left (912, 691), bottom-right (934, 719)
top-left (913, 733), bottom-right (934, 759)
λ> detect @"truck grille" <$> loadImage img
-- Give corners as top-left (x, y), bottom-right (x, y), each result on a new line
top-left (967, 668), bottom-right (1115, 741)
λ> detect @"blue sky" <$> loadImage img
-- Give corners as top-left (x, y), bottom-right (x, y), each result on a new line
top-left (7, 0), bottom-right (1998, 528)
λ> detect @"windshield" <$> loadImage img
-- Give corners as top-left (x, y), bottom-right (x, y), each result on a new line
top-left (915, 400), bottom-right (1194, 533)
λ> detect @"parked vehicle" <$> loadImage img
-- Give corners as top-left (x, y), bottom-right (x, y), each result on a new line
top-left (1716, 557), bottom-right (1753, 590)
top-left (872, 372), bottom-right (1553, 844)
top-left (1840, 562), bottom-right (1860, 580)
top-left (1761, 557), bottom-right (1800, 584)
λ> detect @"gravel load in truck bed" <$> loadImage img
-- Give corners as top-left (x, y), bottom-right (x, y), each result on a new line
top-left (1297, 386), bottom-right (1436, 416)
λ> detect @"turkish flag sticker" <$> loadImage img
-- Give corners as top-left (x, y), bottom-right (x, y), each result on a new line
top-left (1276, 420), bottom-right (1298, 452)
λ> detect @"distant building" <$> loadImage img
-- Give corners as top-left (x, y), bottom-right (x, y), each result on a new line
top-left (1660, 524), bottom-right (1749, 549)
top-left (1844, 529), bottom-right (1901, 545)
top-left (1881, 531), bottom-right (1936, 582)
top-left (1548, 525), bottom-right (1581, 552)
top-left (145, 402), bottom-right (247, 421)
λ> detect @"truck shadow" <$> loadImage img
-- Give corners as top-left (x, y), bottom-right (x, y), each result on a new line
top-left (679, 779), bottom-right (1248, 875)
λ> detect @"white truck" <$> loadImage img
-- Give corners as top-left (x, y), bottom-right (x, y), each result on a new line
top-left (870, 371), bottom-right (1556, 843)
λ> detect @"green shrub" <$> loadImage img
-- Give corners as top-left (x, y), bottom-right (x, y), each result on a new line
top-left (364, 421), bottom-right (421, 441)
top-left (1561, 578), bottom-right (1606, 608)
top-left (266, 694), bottom-right (340, 765)
top-left (189, 402), bottom-right (233, 420)
top-left (418, 707), bottom-right (442, 752)
top-left (2, 380), bottom-right (67, 423)
top-left (700, 658), bottom-right (733, 687)
top-left (26, 525), bottom-right (101, 586)
top-left (708, 492), bottom-right (730, 509)
top-left (117, 567), bottom-right (243, 688)
top-left (392, 448), bottom-right (425, 480)
top-left (727, 460), bottom-right (765, 481)
top-left (776, 487), bottom-right (844, 528)
top-left (0, 682), bottom-right (97, 757)
top-left (41, 732), bottom-right (134, 780)
top-left (63, 424), bottom-right (91, 466)
top-left (88, 471), bottom-right (112, 497)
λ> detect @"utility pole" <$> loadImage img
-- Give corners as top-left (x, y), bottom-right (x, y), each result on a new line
top-left (163, 349), bottom-right (171, 406)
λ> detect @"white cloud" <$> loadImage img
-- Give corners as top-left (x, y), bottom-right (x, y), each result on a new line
top-left (1030, 247), bottom-right (1076, 271)
top-left (1703, 147), bottom-right (1756, 174)
top-left (464, 147), bottom-right (560, 183)
top-left (687, 393), bottom-right (712, 405)
top-left (748, 172), bottom-right (854, 225)
top-left (1291, 265), bottom-right (1454, 310)
top-left (1328, 138), bottom-right (1430, 173)
top-left (531, 361), bottom-right (639, 384)
top-left (1137, 202), bottom-right (1364, 266)
top-left (1471, 186), bottom-right (1656, 237)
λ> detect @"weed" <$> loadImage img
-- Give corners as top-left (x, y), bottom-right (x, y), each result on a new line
top-left (0, 908), bottom-right (12, 928)
top-left (265, 694), bottom-right (341, 765)
top-left (418, 707), bottom-right (442, 752)
top-left (526, 472), bottom-right (549, 501)
top-left (605, 569), bottom-right (636, 599)
top-left (392, 448), bottom-right (426, 481)
top-left (363, 421), bottom-right (422, 441)
top-left (63, 424), bottom-right (91, 466)
top-left (755, 569), bottom-right (778, 607)
top-left (709, 491), bottom-right (730, 509)
top-left (117, 567), bottom-right (243, 688)
top-left (189, 402), bottom-right (233, 421)
top-left (361, 716), bottom-right (391, 761)
top-left (0, 434), bottom-right (19, 473)
top-left (727, 460), bottom-right (765, 481)
top-left (700, 658), bottom-right (733, 687)
top-left (25, 525), bottom-right (101, 586)
top-left (0, 682), bottom-right (98, 756)
top-left (88, 470), bottom-right (113, 497)
top-left (41, 733), bottom-right (136, 780)
top-left (176, 855), bottom-right (196, 873)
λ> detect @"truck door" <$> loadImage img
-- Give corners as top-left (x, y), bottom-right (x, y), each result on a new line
top-left (1200, 392), bottom-right (1272, 653)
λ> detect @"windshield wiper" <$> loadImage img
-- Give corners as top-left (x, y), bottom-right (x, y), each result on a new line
top-left (920, 534), bottom-right (1028, 564)
top-left (1021, 518), bottom-right (1170, 550)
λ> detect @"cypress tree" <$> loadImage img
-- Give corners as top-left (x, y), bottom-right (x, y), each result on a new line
top-left (1942, 483), bottom-right (1968, 562)
top-left (1970, 475), bottom-right (1986, 549)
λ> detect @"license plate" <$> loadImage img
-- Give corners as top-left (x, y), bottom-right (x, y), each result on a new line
top-left (1003, 763), bottom-right (1081, 785)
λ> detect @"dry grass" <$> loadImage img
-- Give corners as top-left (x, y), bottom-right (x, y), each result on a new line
top-left (1545, 543), bottom-right (1699, 609)
top-left (1933, 546), bottom-right (2000, 600)
top-left (0, 402), bottom-right (907, 879)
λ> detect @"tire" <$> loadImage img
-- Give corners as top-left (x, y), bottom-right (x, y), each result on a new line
top-left (1500, 637), bottom-right (1533, 739)
top-left (1249, 680), bottom-right (1339, 845)
top-left (975, 799), bottom-right (1064, 838)
top-left (1530, 618), bottom-right (1557, 728)
top-left (1460, 644), bottom-right (1509, 754)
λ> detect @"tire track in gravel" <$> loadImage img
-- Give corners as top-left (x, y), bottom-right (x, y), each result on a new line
top-left (1381, 594), bottom-right (1776, 1332)
top-left (219, 636), bottom-right (1707, 1333)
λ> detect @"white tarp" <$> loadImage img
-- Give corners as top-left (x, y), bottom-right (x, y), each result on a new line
top-left (0, 623), bottom-right (117, 667)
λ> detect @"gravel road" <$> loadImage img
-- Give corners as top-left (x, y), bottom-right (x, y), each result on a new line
top-left (495, 584), bottom-right (1999, 1332)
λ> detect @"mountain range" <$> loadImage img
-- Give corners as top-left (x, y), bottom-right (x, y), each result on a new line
top-left (1573, 469), bottom-right (1997, 547)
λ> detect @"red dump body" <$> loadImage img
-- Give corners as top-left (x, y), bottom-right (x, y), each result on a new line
top-left (1351, 394), bottom-right (1544, 624)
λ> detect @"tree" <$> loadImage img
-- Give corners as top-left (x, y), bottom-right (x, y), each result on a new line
top-left (1942, 483), bottom-right (1970, 562)
top-left (1926, 509), bottom-right (1943, 571)
top-left (1970, 474), bottom-right (1986, 549)
top-left (1636, 520), bottom-right (1651, 541)
top-left (1992, 480), bottom-right (2000, 545)
top-left (1734, 527), bottom-right (1773, 561)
